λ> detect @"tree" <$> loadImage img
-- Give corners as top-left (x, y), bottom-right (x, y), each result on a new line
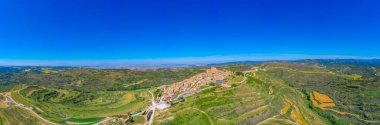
top-left (235, 71), bottom-right (244, 76)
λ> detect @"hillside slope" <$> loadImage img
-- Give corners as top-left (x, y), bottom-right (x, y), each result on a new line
top-left (0, 60), bottom-right (379, 125)
top-left (153, 61), bottom-right (380, 125)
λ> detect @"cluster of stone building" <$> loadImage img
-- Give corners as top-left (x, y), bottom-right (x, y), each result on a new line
top-left (161, 67), bottom-right (231, 101)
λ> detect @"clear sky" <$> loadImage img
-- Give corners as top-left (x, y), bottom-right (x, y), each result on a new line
top-left (0, 0), bottom-right (379, 65)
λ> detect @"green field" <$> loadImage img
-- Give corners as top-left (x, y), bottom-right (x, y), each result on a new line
top-left (66, 117), bottom-right (104, 124)
top-left (133, 116), bottom-right (146, 124)
top-left (41, 68), bottom-right (61, 74)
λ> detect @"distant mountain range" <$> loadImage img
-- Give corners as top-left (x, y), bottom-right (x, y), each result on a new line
top-left (1, 59), bottom-right (380, 69)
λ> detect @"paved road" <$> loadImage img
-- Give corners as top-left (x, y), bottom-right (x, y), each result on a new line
top-left (148, 91), bottom-right (156, 125)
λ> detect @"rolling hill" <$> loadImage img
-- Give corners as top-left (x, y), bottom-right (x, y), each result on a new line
top-left (0, 60), bottom-right (379, 125)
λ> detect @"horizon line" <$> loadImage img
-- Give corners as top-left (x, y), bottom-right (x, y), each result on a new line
top-left (1, 54), bottom-right (379, 67)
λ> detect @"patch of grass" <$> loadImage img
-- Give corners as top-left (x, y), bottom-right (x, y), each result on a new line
top-left (343, 74), bottom-right (362, 79)
top-left (231, 84), bottom-right (238, 87)
top-left (154, 88), bottom-right (162, 98)
top-left (362, 90), bottom-right (377, 97)
top-left (41, 68), bottom-right (60, 74)
top-left (133, 116), bottom-right (145, 124)
top-left (209, 82), bottom-right (216, 86)
top-left (67, 117), bottom-right (103, 123)
top-left (167, 108), bottom-right (212, 125)
top-left (246, 76), bottom-right (255, 86)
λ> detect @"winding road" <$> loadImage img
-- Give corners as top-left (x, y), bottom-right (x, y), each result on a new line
top-left (5, 95), bottom-right (60, 125)
top-left (148, 91), bottom-right (156, 125)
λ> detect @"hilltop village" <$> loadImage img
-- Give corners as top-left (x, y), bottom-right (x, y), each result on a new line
top-left (101, 66), bottom-right (235, 125)
top-left (161, 67), bottom-right (232, 102)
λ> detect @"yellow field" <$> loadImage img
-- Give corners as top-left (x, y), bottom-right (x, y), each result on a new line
top-left (312, 91), bottom-right (333, 103)
top-left (280, 101), bottom-right (291, 115)
top-left (123, 93), bottom-right (135, 103)
top-left (291, 106), bottom-right (309, 125)
top-left (309, 90), bottom-right (355, 117)
top-left (311, 91), bottom-right (336, 110)
top-left (344, 74), bottom-right (362, 79)
top-left (319, 103), bottom-right (335, 107)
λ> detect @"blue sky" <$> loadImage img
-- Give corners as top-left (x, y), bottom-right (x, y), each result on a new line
top-left (0, 0), bottom-right (379, 65)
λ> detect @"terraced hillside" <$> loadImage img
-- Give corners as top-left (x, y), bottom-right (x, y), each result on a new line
top-left (153, 61), bottom-right (380, 125)
top-left (262, 62), bottom-right (380, 124)
top-left (0, 67), bottom-right (206, 124)
top-left (10, 86), bottom-right (150, 124)
top-left (0, 93), bottom-right (47, 125)
top-left (153, 67), bottom-right (330, 125)
top-left (0, 60), bottom-right (379, 125)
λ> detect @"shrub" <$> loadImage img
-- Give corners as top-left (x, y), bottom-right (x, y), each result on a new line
top-left (209, 82), bottom-right (216, 86)
top-left (231, 84), bottom-right (238, 87)
top-left (235, 71), bottom-right (244, 76)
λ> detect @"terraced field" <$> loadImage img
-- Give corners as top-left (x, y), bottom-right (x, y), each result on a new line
top-left (1, 60), bottom-right (379, 125)
top-left (152, 61), bottom-right (380, 125)
top-left (261, 62), bottom-right (380, 124)
top-left (153, 69), bottom-right (331, 125)
top-left (10, 86), bottom-right (150, 124)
